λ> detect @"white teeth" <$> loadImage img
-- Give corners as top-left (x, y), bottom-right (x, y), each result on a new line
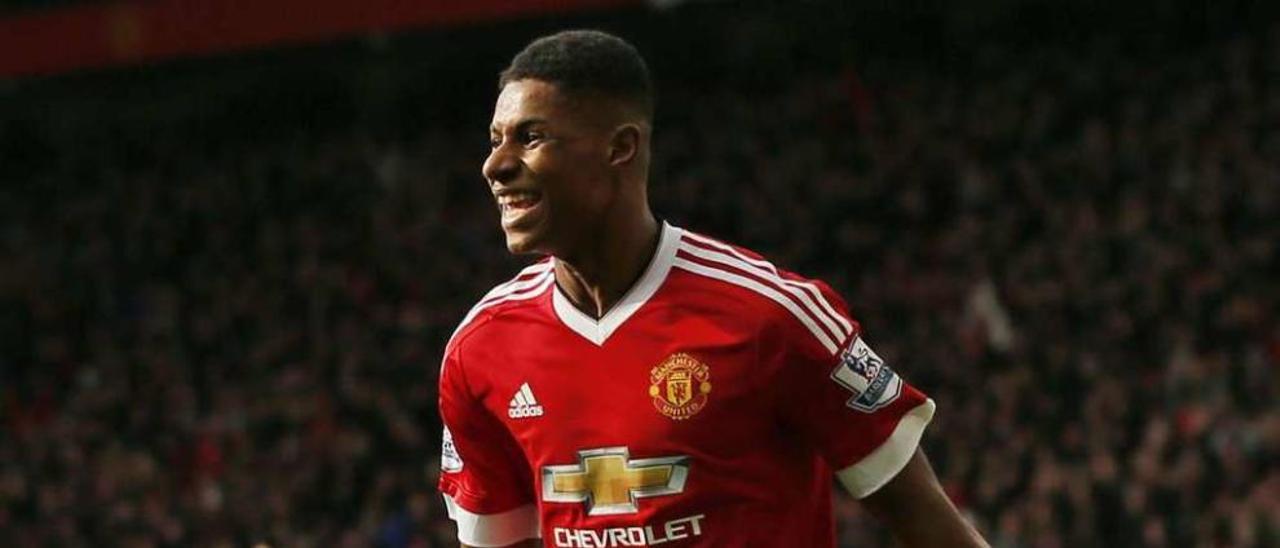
top-left (498, 192), bottom-right (539, 207)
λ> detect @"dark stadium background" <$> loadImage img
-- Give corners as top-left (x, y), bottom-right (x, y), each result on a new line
top-left (1, 0), bottom-right (1276, 546)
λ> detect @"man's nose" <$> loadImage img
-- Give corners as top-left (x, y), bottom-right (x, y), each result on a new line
top-left (483, 146), bottom-right (520, 185)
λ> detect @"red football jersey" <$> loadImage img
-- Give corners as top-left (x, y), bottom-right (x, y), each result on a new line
top-left (438, 223), bottom-right (935, 547)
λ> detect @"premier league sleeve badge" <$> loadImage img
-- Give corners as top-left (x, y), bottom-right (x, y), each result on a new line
top-left (830, 336), bottom-right (903, 413)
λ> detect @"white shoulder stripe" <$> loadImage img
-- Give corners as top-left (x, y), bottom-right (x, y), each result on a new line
top-left (673, 257), bottom-right (839, 353)
top-left (477, 268), bottom-right (553, 309)
top-left (678, 242), bottom-right (847, 343)
top-left (476, 261), bottom-right (553, 304)
top-left (449, 270), bottom-right (554, 342)
top-left (682, 233), bottom-right (853, 337)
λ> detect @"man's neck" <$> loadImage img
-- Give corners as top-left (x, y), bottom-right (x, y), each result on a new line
top-left (554, 213), bottom-right (661, 320)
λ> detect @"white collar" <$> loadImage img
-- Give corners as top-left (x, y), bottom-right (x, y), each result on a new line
top-left (551, 222), bottom-right (682, 346)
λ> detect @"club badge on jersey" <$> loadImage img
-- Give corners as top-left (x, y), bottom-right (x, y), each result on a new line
top-left (648, 353), bottom-right (712, 420)
top-left (830, 336), bottom-right (902, 413)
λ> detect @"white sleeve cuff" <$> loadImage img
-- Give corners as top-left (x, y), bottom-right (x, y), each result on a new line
top-left (442, 494), bottom-right (540, 546)
top-left (836, 398), bottom-right (936, 499)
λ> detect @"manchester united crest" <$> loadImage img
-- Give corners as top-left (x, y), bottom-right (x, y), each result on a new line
top-left (648, 353), bottom-right (711, 420)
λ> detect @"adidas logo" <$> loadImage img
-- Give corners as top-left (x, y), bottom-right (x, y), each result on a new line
top-left (508, 382), bottom-right (544, 419)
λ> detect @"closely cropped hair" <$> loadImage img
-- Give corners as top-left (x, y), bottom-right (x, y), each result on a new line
top-left (500, 30), bottom-right (654, 120)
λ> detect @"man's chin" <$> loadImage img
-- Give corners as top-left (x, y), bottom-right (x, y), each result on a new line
top-left (503, 230), bottom-right (548, 255)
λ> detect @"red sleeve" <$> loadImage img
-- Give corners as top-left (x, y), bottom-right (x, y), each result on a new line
top-left (772, 280), bottom-right (936, 498)
top-left (437, 339), bottom-right (539, 545)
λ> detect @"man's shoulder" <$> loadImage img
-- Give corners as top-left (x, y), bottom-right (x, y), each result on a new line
top-left (446, 258), bottom-right (555, 354)
top-left (670, 228), bottom-right (855, 355)
top-left (671, 229), bottom-right (828, 309)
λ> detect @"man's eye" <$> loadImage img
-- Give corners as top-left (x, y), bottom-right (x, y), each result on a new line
top-left (521, 132), bottom-right (544, 145)
top-left (489, 137), bottom-right (502, 148)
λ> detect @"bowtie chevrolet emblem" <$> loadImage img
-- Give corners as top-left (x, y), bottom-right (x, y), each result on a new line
top-left (542, 447), bottom-right (690, 515)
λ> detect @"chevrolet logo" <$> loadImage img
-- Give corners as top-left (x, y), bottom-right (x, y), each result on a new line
top-left (542, 447), bottom-right (690, 516)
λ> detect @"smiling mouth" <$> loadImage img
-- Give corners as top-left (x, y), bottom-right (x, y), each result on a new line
top-left (497, 190), bottom-right (544, 228)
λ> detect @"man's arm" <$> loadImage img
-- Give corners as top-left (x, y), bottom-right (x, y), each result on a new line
top-left (438, 341), bottom-right (540, 547)
top-left (857, 448), bottom-right (989, 547)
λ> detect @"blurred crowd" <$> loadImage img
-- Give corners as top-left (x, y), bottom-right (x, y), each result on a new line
top-left (1, 13), bottom-right (1277, 548)
top-left (0, 0), bottom-right (103, 14)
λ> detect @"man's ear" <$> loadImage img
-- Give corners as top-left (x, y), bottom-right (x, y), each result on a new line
top-left (608, 124), bottom-right (642, 166)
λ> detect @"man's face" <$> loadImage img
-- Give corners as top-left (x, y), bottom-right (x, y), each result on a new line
top-left (483, 79), bottom-right (614, 256)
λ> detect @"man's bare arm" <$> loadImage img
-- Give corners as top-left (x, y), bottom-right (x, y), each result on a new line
top-left (858, 448), bottom-right (989, 547)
